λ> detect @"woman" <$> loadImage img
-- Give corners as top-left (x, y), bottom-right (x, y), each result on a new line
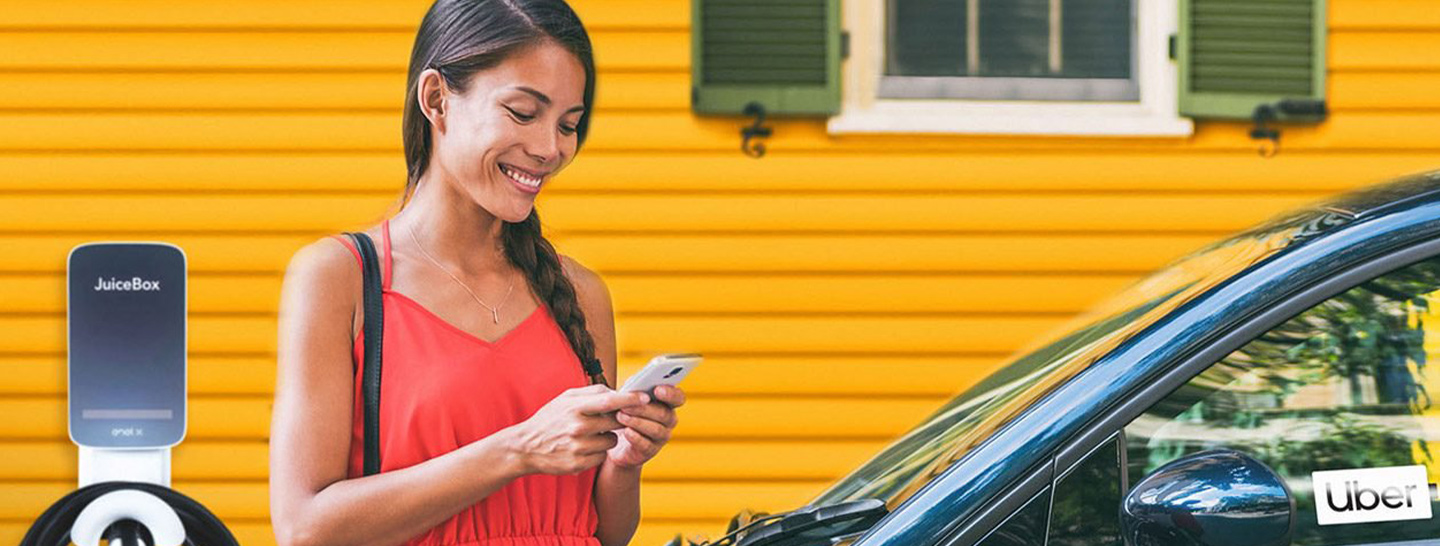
top-left (269, 2), bottom-right (686, 545)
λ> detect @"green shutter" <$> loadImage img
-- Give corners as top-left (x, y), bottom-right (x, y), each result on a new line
top-left (691, 0), bottom-right (841, 116)
top-left (1177, 0), bottom-right (1327, 120)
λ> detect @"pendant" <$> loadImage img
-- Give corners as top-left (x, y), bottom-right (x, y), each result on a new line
top-left (491, 308), bottom-right (500, 324)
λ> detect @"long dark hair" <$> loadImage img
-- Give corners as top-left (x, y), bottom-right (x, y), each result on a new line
top-left (399, 0), bottom-right (605, 386)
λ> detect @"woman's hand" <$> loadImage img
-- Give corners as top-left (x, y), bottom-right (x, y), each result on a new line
top-left (607, 384), bottom-right (686, 469)
top-left (506, 383), bottom-right (650, 476)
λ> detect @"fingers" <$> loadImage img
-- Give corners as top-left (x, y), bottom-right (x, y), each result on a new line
top-left (616, 411), bottom-right (672, 443)
top-left (575, 389), bottom-right (650, 415)
top-left (618, 402), bottom-right (677, 428)
top-left (576, 412), bottom-right (624, 434)
top-left (568, 383), bottom-right (612, 396)
top-left (654, 385), bottom-right (687, 408)
top-left (577, 430), bottom-right (620, 455)
top-left (618, 426), bottom-right (656, 454)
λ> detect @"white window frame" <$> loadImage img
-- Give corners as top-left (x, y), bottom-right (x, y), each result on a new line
top-left (827, 0), bottom-right (1194, 136)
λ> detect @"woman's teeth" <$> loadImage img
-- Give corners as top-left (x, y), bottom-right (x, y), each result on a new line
top-left (500, 164), bottom-right (542, 188)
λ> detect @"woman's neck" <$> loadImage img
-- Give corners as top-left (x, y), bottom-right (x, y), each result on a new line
top-left (391, 172), bottom-right (509, 275)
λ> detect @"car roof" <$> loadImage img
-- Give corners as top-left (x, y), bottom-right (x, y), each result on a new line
top-left (853, 168), bottom-right (1440, 546)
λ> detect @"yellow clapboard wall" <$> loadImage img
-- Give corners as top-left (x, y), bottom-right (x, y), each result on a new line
top-left (1, 0), bottom-right (1439, 544)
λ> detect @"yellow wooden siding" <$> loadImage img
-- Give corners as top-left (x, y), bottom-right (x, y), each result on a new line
top-left (0, 0), bottom-right (1437, 544)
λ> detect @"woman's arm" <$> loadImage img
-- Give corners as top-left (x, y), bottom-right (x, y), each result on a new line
top-left (269, 238), bottom-right (530, 546)
top-left (561, 257), bottom-right (643, 546)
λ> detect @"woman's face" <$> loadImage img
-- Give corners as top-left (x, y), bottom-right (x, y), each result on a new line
top-left (422, 40), bottom-right (587, 222)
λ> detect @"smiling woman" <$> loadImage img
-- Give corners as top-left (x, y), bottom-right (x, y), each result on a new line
top-left (268, 2), bottom-right (686, 546)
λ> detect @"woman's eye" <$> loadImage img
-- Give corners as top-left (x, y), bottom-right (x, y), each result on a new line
top-left (560, 125), bottom-right (577, 135)
top-left (505, 107), bottom-right (535, 122)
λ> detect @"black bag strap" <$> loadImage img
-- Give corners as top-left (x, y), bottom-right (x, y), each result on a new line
top-left (345, 231), bottom-right (384, 476)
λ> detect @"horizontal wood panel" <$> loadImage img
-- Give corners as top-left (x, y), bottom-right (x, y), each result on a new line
top-left (0, 234), bottom-right (1217, 273)
top-left (1330, 73), bottom-right (1440, 110)
top-left (1331, 32), bottom-right (1440, 72)
top-left (0, 0), bottom-right (689, 31)
top-left (2, 72), bottom-right (1426, 112)
top-left (0, 194), bottom-right (1322, 233)
top-left (6, 112), bottom-right (1440, 152)
top-left (0, 153), bottom-right (1431, 192)
top-left (0, 30), bottom-right (1425, 74)
top-left (0, 72), bottom-right (690, 111)
top-left (0, 273), bottom-right (1138, 315)
top-left (0, 396), bottom-right (948, 440)
top-left (0, 480), bottom-right (822, 521)
top-left (1, 354), bottom-right (1013, 396)
top-left (1331, 0), bottom-right (1440, 29)
top-left (5, 0), bottom-right (1433, 33)
top-left (0, 314), bottom-right (1074, 353)
top-left (0, 31), bottom-right (686, 73)
top-left (0, 439), bottom-right (886, 480)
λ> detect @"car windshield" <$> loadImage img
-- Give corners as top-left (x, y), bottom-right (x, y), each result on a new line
top-left (806, 207), bottom-right (1323, 510)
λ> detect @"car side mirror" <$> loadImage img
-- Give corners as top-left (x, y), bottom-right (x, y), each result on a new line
top-left (1120, 449), bottom-right (1294, 546)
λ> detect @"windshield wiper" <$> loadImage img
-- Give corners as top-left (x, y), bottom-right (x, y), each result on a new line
top-left (735, 499), bottom-right (887, 546)
top-left (666, 499), bottom-right (887, 546)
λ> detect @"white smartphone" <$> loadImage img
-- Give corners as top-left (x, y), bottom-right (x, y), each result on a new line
top-left (619, 353), bottom-right (702, 396)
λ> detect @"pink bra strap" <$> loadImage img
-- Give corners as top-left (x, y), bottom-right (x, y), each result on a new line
top-left (381, 219), bottom-right (394, 291)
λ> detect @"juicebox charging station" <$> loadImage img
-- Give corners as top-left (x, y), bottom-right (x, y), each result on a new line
top-left (21, 242), bottom-right (240, 546)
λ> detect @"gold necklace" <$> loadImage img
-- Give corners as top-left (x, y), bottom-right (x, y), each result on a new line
top-left (404, 221), bottom-right (515, 324)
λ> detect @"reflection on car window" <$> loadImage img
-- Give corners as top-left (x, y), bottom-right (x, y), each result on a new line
top-left (810, 283), bottom-right (1188, 506)
top-left (808, 207), bottom-right (1307, 509)
top-left (1126, 256), bottom-right (1440, 545)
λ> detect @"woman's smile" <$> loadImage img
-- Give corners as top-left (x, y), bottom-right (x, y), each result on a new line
top-left (499, 163), bottom-right (546, 194)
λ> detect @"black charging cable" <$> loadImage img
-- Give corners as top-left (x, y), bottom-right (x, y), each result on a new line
top-left (21, 481), bottom-right (239, 546)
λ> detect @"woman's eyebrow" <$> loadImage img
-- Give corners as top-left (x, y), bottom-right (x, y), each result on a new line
top-left (511, 86), bottom-right (586, 114)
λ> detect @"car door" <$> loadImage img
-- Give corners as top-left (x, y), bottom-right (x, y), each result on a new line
top-left (1122, 253), bottom-right (1440, 545)
top-left (973, 253), bottom-right (1440, 546)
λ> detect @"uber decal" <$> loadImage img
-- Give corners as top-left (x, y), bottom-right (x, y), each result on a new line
top-left (1313, 465), bottom-right (1432, 525)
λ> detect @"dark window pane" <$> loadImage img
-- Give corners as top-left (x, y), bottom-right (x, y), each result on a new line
top-left (1060, 0), bottom-right (1131, 78)
top-left (978, 487), bottom-right (1052, 546)
top-left (1050, 437), bottom-right (1123, 546)
top-left (1126, 256), bottom-right (1440, 546)
top-left (977, 0), bottom-right (1050, 77)
top-left (887, 0), bottom-right (967, 76)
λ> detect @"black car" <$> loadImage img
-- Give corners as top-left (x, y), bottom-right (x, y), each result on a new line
top-left (702, 170), bottom-right (1440, 546)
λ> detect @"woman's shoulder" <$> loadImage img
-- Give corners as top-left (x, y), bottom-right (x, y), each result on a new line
top-left (558, 254), bottom-right (613, 322)
top-left (558, 254), bottom-right (608, 299)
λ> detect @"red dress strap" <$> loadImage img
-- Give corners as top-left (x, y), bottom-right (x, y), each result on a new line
top-left (329, 224), bottom-right (392, 292)
top-left (330, 234), bottom-right (361, 265)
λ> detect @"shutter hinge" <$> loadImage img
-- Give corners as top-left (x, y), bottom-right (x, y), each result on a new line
top-left (841, 31), bottom-right (850, 60)
top-left (1168, 34), bottom-right (1177, 60)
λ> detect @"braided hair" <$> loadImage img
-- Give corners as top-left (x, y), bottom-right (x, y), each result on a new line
top-left (399, 0), bottom-right (605, 386)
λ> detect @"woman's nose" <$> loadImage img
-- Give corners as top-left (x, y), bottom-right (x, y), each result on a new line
top-left (523, 126), bottom-right (562, 166)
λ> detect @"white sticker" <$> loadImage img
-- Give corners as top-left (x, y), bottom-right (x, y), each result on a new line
top-left (1312, 465), bottom-right (1432, 525)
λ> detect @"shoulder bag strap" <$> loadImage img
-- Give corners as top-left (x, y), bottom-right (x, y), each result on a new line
top-left (345, 231), bottom-right (385, 476)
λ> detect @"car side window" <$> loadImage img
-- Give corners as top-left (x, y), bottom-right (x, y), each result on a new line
top-left (976, 487), bottom-right (1051, 546)
top-left (1125, 256), bottom-right (1440, 545)
top-left (1048, 436), bottom-right (1124, 546)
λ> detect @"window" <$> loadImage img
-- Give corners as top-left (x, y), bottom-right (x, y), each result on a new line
top-left (1125, 256), bottom-right (1440, 545)
top-left (884, 0), bottom-right (1137, 101)
top-left (830, 0), bottom-right (1191, 135)
top-left (689, 0), bottom-right (1325, 132)
top-left (977, 487), bottom-right (1051, 546)
top-left (1048, 436), bottom-right (1123, 546)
